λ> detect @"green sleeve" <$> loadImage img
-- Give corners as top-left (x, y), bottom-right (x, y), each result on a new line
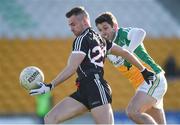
top-left (134, 44), bottom-right (163, 74)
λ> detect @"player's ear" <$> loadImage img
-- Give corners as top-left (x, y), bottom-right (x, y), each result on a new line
top-left (82, 18), bottom-right (86, 24)
top-left (83, 19), bottom-right (88, 26)
top-left (113, 23), bottom-right (119, 32)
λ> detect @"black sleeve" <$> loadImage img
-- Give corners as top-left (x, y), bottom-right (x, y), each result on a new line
top-left (72, 37), bottom-right (89, 55)
top-left (106, 40), bottom-right (113, 51)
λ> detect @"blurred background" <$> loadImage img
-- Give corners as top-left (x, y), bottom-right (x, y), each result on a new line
top-left (0, 0), bottom-right (180, 124)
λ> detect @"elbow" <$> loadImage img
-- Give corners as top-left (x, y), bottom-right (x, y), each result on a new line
top-left (121, 49), bottom-right (131, 58)
top-left (71, 65), bottom-right (78, 73)
top-left (67, 63), bottom-right (78, 73)
top-left (138, 29), bottom-right (146, 38)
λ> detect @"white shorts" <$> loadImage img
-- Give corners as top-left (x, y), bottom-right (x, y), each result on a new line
top-left (137, 72), bottom-right (168, 109)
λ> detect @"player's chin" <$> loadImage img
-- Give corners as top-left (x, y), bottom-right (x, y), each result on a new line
top-left (74, 32), bottom-right (80, 36)
top-left (102, 35), bottom-right (108, 40)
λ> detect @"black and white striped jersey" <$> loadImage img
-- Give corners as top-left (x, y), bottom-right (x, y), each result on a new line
top-left (72, 27), bottom-right (113, 78)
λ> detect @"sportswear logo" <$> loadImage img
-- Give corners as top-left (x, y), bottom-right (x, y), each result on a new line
top-left (120, 39), bottom-right (126, 44)
top-left (92, 101), bottom-right (101, 105)
top-left (107, 54), bottom-right (124, 67)
top-left (42, 90), bottom-right (45, 94)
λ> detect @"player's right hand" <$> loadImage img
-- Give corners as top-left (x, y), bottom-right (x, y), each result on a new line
top-left (29, 82), bottom-right (53, 96)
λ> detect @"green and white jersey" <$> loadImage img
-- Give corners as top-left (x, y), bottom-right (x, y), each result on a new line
top-left (107, 27), bottom-right (163, 74)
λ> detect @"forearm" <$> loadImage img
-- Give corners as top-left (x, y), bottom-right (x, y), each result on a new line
top-left (50, 53), bottom-right (84, 88)
top-left (112, 48), bottom-right (145, 71)
top-left (123, 50), bottom-right (145, 71)
top-left (29, 49), bottom-right (85, 95)
top-left (51, 66), bottom-right (76, 87)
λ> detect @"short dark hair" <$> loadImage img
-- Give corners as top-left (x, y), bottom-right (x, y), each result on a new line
top-left (95, 12), bottom-right (117, 27)
top-left (66, 6), bottom-right (89, 18)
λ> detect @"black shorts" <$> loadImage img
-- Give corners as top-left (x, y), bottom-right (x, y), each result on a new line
top-left (70, 73), bottom-right (112, 110)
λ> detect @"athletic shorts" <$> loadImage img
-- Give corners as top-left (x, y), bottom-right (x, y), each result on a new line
top-left (137, 72), bottom-right (168, 109)
top-left (70, 73), bottom-right (112, 110)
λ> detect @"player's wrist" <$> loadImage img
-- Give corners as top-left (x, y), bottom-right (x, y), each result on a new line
top-left (49, 82), bottom-right (55, 90)
top-left (48, 83), bottom-right (54, 90)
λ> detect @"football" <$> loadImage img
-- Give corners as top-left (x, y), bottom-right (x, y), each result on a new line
top-left (19, 66), bottom-right (44, 90)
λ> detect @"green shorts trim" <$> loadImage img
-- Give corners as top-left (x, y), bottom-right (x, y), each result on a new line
top-left (147, 75), bottom-right (160, 96)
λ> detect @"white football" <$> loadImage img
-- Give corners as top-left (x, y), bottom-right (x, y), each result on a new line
top-left (19, 66), bottom-right (44, 90)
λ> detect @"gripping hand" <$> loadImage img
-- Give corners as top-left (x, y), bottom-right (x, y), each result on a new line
top-left (29, 82), bottom-right (53, 96)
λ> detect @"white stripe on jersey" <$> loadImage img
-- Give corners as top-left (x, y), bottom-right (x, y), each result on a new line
top-left (74, 29), bottom-right (89, 51)
top-left (79, 65), bottom-right (87, 77)
top-left (78, 34), bottom-right (85, 51)
top-left (74, 36), bottom-right (80, 51)
top-left (88, 49), bottom-right (97, 68)
top-left (72, 51), bottom-right (86, 55)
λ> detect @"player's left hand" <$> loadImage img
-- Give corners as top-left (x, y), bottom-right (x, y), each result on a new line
top-left (29, 82), bottom-right (53, 96)
top-left (141, 68), bottom-right (156, 85)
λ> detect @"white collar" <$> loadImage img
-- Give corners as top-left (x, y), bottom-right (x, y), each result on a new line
top-left (112, 31), bottom-right (118, 43)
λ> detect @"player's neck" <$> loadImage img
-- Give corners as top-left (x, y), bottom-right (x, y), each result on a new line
top-left (111, 30), bottom-right (118, 43)
top-left (81, 25), bottom-right (90, 34)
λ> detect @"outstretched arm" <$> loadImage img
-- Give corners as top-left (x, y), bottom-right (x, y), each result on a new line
top-left (110, 43), bottom-right (145, 71)
top-left (51, 53), bottom-right (85, 87)
top-left (110, 43), bottom-right (156, 85)
top-left (29, 53), bottom-right (85, 95)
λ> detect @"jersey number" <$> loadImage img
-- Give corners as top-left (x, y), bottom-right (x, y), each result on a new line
top-left (91, 46), bottom-right (106, 67)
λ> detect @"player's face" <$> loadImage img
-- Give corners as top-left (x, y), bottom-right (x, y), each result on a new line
top-left (97, 22), bottom-right (115, 41)
top-left (68, 15), bottom-right (84, 36)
